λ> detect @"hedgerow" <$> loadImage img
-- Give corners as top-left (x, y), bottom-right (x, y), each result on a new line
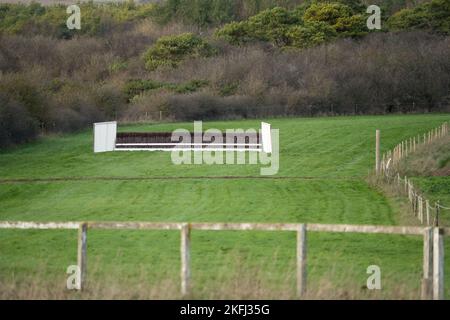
top-left (0, 2), bottom-right (155, 39)
top-left (387, 0), bottom-right (450, 35)
top-left (124, 79), bottom-right (209, 100)
top-left (215, 2), bottom-right (368, 48)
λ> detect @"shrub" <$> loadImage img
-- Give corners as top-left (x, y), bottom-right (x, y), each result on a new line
top-left (0, 2), bottom-right (156, 39)
top-left (388, 6), bottom-right (433, 32)
top-left (286, 21), bottom-right (337, 48)
top-left (303, 2), bottom-right (353, 26)
top-left (303, 2), bottom-right (366, 36)
top-left (246, 7), bottom-right (298, 45)
top-left (143, 33), bottom-right (216, 70)
top-left (125, 80), bottom-right (166, 100)
top-left (216, 7), bottom-right (299, 47)
top-left (216, 2), bottom-right (367, 47)
top-left (49, 85), bottom-right (103, 132)
top-left (124, 79), bottom-right (209, 100)
top-left (215, 21), bottom-right (251, 45)
top-left (123, 90), bottom-right (171, 122)
top-left (150, 0), bottom-right (305, 28)
top-left (334, 14), bottom-right (366, 37)
top-left (93, 83), bottom-right (126, 119)
top-left (167, 92), bottom-right (260, 120)
top-left (388, 0), bottom-right (450, 35)
top-left (0, 94), bottom-right (38, 148)
top-left (0, 73), bottom-right (49, 128)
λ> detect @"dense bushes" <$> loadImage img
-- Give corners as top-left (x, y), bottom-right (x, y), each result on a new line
top-left (138, 32), bottom-right (450, 120)
top-left (151, 0), bottom-right (307, 27)
top-left (0, 93), bottom-right (38, 147)
top-left (215, 3), bottom-right (367, 48)
top-left (124, 79), bottom-right (209, 100)
top-left (143, 33), bottom-right (216, 70)
top-left (0, 2), bottom-right (155, 39)
top-left (303, 2), bottom-right (366, 37)
top-left (388, 0), bottom-right (450, 34)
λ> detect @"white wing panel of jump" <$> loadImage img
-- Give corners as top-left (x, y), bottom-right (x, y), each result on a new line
top-left (261, 122), bottom-right (272, 153)
top-left (94, 121), bottom-right (117, 153)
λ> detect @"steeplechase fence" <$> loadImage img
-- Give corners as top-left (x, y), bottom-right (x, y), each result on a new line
top-left (93, 121), bottom-right (273, 153)
top-left (0, 221), bottom-right (447, 300)
top-left (375, 122), bottom-right (449, 225)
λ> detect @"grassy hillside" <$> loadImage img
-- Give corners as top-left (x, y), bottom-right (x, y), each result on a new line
top-left (1, 114), bottom-right (449, 178)
top-left (0, 114), bottom-right (449, 298)
top-left (396, 135), bottom-right (450, 223)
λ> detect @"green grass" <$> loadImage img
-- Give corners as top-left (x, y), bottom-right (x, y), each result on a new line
top-left (0, 179), bottom-right (393, 224)
top-left (0, 114), bottom-right (450, 298)
top-left (1, 114), bottom-right (449, 178)
top-left (411, 177), bottom-right (450, 224)
top-left (398, 135), bottom-right (450, 224)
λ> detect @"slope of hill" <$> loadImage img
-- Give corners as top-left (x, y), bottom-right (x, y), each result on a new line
top-left (397, 135), bottom-right (450, 224)
top-left (0, 114), bottom-right (449, 298)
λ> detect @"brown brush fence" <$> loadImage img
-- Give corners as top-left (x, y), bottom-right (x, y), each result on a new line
top-left (115, 132), bottom-right (261, 149)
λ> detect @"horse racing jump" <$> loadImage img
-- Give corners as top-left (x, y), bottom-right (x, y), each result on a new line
top-left (93, 121), bottom-right (273, 153)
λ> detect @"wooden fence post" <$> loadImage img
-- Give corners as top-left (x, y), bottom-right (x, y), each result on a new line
top-left (421, 227), bottom-right (433, 299)
top-left (181, 223), bottom-right (191, 297)
top-left (401, 141), bottom-right (404, 158)
top-left (77, 222), bottom-right (87, 290)
top-left (375, 130), bottom-right (380, 174)
top-left (404, 176), bottom-right (408, 194)
top-left (297, 224), bottom-right (307, 298)
top-left (433, 227), bottom-right (444, 300)
top-left (417, 197), bottom-right (420, 221)
top-left (426, 200), bottom-right (430, 225)
top-left (435, 202), bottom-right (440, 227)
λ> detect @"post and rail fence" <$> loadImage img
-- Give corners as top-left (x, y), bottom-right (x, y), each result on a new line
top-left (0, 221), bottom-right (447, 299)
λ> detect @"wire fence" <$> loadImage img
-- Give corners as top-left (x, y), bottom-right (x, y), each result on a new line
top-left (378, 122), bottom-right (449, 226)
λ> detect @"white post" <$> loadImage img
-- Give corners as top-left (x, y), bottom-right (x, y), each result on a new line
top-left (419, 197), bottom-right (423, 223)
top-left (181, 223), bottom-right (191, 297)
top-left (422, 227), bottom-right (433, 300)
top-left (297, 224), bottom-right (307, 298)
top-left (77, 222), bottom-right (87, 290)
top-left (433, 227), bottom-right (444, 300)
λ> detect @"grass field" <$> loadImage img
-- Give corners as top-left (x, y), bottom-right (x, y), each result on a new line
top-left (0, 114), bottom-right (449, 299)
